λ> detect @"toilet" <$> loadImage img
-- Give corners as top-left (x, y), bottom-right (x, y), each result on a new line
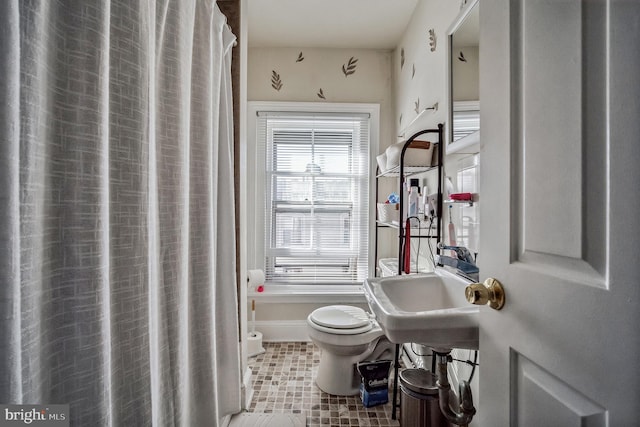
top-left (307, 305), bottom-right (393, 396)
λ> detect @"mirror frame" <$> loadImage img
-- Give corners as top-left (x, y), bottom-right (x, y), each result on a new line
top-left (446, 0), bottom-right (480, 155)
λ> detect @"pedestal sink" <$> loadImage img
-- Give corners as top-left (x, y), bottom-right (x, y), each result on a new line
top-left (363, 268), bottom-right (478, 352)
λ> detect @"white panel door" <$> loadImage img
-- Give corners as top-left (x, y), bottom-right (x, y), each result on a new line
top-left (478, 0), bottom-right (640, 425)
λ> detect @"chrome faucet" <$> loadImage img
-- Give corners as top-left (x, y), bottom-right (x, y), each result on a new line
top-left (436, 243), bottom-right (479, 278)
top-left (437, 243), bottom-right (476, 264)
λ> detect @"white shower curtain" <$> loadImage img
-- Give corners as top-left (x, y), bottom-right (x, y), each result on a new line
top-left (0, 1), bottom-right (241, 425)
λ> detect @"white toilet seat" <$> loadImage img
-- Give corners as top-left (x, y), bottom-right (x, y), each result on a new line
top-left (309, 321), bottom-right (374, 335)
top-left (308, 305), bottom-right (373, 335)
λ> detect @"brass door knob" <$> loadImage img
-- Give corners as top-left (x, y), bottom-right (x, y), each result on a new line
top-left (465, 278), bottom-right (505, 310)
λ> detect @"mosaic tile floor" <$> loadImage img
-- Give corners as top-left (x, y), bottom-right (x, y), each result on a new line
top-left (247, 342), bottom-right (401, 427)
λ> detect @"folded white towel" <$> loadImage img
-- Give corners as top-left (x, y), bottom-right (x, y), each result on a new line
top-left (385, 141), bottom-right (434, 170)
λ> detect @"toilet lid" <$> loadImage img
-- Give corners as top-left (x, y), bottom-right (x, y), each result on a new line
top-left (309, 305), bottom-right (371, 330)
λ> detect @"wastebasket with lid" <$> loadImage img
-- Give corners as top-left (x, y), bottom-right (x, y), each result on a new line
top-left (399, 368), bottom-right (451, 427)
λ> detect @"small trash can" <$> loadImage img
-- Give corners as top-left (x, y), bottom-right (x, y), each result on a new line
top-left (399, 368), bottom-right (450, 427)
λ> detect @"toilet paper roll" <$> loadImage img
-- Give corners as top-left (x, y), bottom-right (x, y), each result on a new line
top-left (247, 269), bottom-right (265, 288)
top-left (247, 331), bottom-right (265, 357)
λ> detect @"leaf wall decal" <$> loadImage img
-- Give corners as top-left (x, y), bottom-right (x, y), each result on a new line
top-left (317, 88), bottom-right (326, 99)
top-left (458, 51), bottom-right (467, 62)
top-left (399, 114), bottom-right (403, 126)
top-left (271, 70), bottom-right (283, 91)
top-left (414, 99), bottom-right (420, 115)
top-left (296, 52), bottom-right (304, 62)
top-left (428, 29), bottom-right (437, 52)
top-left (342, 56), bottom-right (358, 77)
top-left (412, 64), bottom-right (416, 78)
top-left (400, 48), bottom-right (405, 69)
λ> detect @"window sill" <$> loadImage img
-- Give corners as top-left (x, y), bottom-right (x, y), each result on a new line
top-left (247, 284), bottom-right (367, 304)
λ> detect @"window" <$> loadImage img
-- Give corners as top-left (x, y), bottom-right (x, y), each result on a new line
top-left (255, 109), bottom-right (372, 284)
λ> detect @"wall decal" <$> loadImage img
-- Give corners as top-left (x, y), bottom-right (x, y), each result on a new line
top-left (400, 48), bottom-right (405, 69)
top-left (412, 64), bottom-right (416, 79)
top-left (414, 98), bottom-right (420, 114)
top-left (399, 114), bottom-right (403, 126)
top-left (458, 51), bottom-right (467, 62)
top-left (428, 29), bottom-right (437, 52)
top-left (342, 57), bottom-right (358, 77)
top-left (296, 52), bottom-right (304, 62)
top-left (317, 88), bottom-right (326, 99)
top-left (271, 70), bottom-right (283, 91)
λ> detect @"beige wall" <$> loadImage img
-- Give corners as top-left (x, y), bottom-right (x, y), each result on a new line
top-left (389, 1), bottom-right (461, 268)
top-left (248, 47), bottom-right (395, 150)
top-left (393, 0), bottom-right (460, 134)
top-left (245, 1), bottom-right (465, 329)
top-left (247, 47), bottom-right (397, 326)
top-left (452, 46), bottom-right (479, 102)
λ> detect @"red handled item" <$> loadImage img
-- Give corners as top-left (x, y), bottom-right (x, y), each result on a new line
top-left (450, 192), bottom-right (473, 201)
top-left (404, 218), bottom-right (411, 274)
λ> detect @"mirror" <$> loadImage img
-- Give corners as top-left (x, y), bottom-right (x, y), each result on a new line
top-left (447, 0), bottom-right (480, 154)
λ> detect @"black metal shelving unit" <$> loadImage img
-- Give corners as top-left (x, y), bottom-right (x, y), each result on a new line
top-left (374, 124), bottom-right (444, 420)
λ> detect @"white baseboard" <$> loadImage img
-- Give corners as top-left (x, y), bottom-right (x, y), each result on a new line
top-left (252, 320), bottom-right (311, 342)
top-left (220, 414), bottom-right (231, 427)
top-left (242, 367), bottom-right (253, 410)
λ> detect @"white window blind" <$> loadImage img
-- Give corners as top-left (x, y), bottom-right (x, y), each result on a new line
top-left (257, 112), bottom-right (370, 284)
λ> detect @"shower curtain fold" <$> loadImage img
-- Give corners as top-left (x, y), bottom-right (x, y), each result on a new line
top-left (0, 1), bottom-right (240, 425)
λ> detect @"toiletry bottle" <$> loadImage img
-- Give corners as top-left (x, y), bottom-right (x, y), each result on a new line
top-left (402, 179), bottom-right (409, 222)
top-left (408, 179), bottom-right (420, 226)
top-left (445, 176), bottom-right (455, 199)
top-left (421, 185), bottom-right (429, 218)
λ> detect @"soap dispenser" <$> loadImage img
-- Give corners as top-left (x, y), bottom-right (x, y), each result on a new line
top-left (407, 178), bottom-right (421, 228)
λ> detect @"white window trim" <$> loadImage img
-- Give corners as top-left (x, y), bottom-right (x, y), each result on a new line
top-left (246, 101), bottom-right (380, 297)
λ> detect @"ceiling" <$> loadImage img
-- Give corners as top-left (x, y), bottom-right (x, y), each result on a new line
top-left (452, 3), bottom-right (479, 47)
top-left (247, 0), bottom-right (420, 49)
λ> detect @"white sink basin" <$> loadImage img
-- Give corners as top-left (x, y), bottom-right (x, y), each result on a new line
top-left (363, 268), bottom-right (479, 352)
